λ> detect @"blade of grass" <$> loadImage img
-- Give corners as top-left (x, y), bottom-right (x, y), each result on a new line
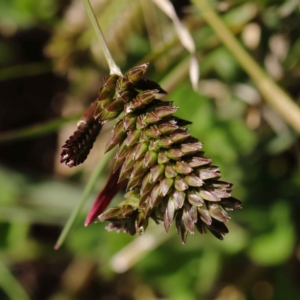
top-left (0, 260), bottom-right (31, 300)
top-left (192, 0), bottom-right (300, 134)
top-left (0, 114), bottom-right (80, 144)
top-left (54, 149), bottom-right (114, 250)
top-left (0, 206), bottom-right (67, 225)
top-left (0, 61), bottom-right (52, 82)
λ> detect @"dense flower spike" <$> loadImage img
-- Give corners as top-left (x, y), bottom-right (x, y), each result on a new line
top-left (60, 74), bottom-right (119, 167)
top-left (61, 63), bottom-right (242, 243)
top-left (60, 102), bottom-right (102, 167)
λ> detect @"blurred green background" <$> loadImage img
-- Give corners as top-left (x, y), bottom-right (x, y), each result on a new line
top-left (0, 0), bottom-right (300, 299)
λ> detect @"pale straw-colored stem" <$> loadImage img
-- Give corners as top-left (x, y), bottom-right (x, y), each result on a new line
top-left (81, 0), bottom-right (122, 76)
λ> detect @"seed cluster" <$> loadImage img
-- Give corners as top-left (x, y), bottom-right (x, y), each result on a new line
top-left (61, 63), bottom-right (242, 243)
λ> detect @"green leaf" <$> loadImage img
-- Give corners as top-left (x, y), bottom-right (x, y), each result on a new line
top-left (0, 260), bottom-right (30, 300)
top-left (248, 201), bottom-right (295, 265)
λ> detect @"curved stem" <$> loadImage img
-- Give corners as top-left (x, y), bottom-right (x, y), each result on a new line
top-left (81, 0), bottom-right (122, 76)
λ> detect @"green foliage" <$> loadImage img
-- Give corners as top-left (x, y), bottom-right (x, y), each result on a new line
top-left (0, 0), bottom-right (59, 28)
top-left (248, 201), bottom-right (295, 265)
top-left (1, 0), bottom-right (300, 299)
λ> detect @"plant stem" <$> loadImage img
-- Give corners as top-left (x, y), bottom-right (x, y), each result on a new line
top-left (54, 150), bottom-right (115, 250)
top-left (81, 0), bottom-right (122, 76)
top-left (192, 0), bottom-right (300, 134)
